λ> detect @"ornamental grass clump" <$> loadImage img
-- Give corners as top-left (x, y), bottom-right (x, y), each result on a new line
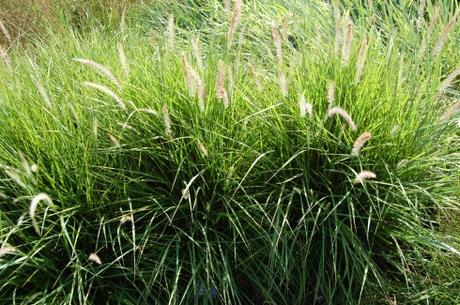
top-left (0, 1), bottom-right (459, 305)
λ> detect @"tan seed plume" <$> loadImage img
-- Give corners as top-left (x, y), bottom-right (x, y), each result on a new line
top-left (279, 71), bottom-right (288, 97)
top-left (0, 246), bottom-right (17, 257)
top-left (248, 63), bottom-right (263, 91)
top-left (354, 37), bottom-right (369, 84)
top-left (196, 140), bottom-right (209, 157)
top-left (418, 6), bottom-right (440, 58)
top-left (4, 168), bottom-right (27, 190)
top-left (117, 42), bottom-right (130, 79)
top-left (162, 104), bottom-right (172, 138)
top-left (216, 60), bottom-right (229, 109)
top-left (432, 10), bottom-right (459, 58)
top-left (74, 58), bottom-right (121, 88)
top-left (88, 253), bottom-right (102, 265)
top-left (83, 82), bottom-right (126, 110)
top-left (29, 193), bottom-right (53, 236)
top-left (108, 133), bottom-right (120, 147)
top-left (299, 95), bottom-right (313, 117)
top-left (438, 66), bottom-right (460, 94)
top-left (352, 132), bottom-right (372, 156)
top-left (167, 14), bottom-right (175, 50)
top-left (326, 106), bottom-right (357, 131)
top-left (0, 18), bottom-right (12, 47)
top-left (353, 170), bottom-right (376, 185)
top-left (0, 45), bottom-right (11, 66)
top-left (92, 119), bottom-right (98, 139)
top-left (182, 54), bottom-right (206, 111)
top-left (271, 23), bottom-right (283, 65)
top-left (440, 101), bottom-right (460, 121)
top-left (342, 15), bottom-right (353, 65)
top-left (227, 0), bottom-right (242, 50)
top-left (32, 76), bottom-right (52, 109)
top-left (416, 0), bottom-right (426, 31)
top-left (333, 0), bottom-right (341, 55)
top-left (191, 37), bottom-right (204, 72)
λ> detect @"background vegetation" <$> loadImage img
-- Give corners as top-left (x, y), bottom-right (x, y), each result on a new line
top-left (0, 0), bottom-right (459, 304)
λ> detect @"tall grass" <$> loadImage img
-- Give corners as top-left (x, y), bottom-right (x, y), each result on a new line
top-left (0, 0), bottom-right (459, 304)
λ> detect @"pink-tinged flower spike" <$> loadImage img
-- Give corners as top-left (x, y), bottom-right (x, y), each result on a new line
top-left (351, 132), bottom-right (372, 156)
top-left (299, 95), bottom-right (313, 117)
top-left (326, 106), bottom-right (357, 131)
top-left (353, 170), bottom-right (376, 185)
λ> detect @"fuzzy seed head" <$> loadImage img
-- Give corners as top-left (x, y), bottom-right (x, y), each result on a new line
top-left (271, 23), bottom-right (283, 65)
top-left (74, 58), bottom-right (121, 88)
top-left (342, 15), bottom-right (353, 65)
top-left (432, 10), bottom-right (459, 58)
top-left (89, 253), bottom-right (102, 265)
top-left (352, 132), bottom-right (372, 156)
top-left (416, 0), bottom-right (426, 31)
top-left (326, 106), bottom-right (357, 131)
top-left (29, 193), bottom-right (53, 236)
top-left (353, 170), bottom-right (376, 185)
top-left (108, 133), bottom-right (120, 147)
top-left (32, 76), bottom-right (52, 109)
top-left (191, 37), bottom-right (204, 72)
top-left (248, 63), bottom-right (263, 91)
top-left (117, 42), bottom-right (130, 79)
top-left (0, 18), bottom-right (12, 47)
top-left (167, 14), bottom-right (175, 50)
top-left (299, 95), bottom-right (313, 117)
top-left (0, 246), bottom-right (16, 258)
top-left (227, 0), bottom-right (242, 50)
top-left (197, 140), bottom-right (209, 157)
top-left (440, 101), bottom-right (460, 121)
top-left (354, 37), bottom-right (369, 84)
top-left (216, 60), bottom-right (229, 108)
top-left (162, 105), bottom-right (172, 138)
top-left (0, 45), bottom-right (10, 66)
top-left (438, 66), bottom-right (460, 94)
top-left (83, 82), bottom-right (126, 110)
top-left (333, 0), bottom-right (341, 55)
top-left (5, 168), bottom-right (27, 190)
top-left (279, 71), bottom-right (288, 97)
top-left (120, 214), bottom-right (133, 224)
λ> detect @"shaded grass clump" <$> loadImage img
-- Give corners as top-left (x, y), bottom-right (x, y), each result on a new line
top-left (0, 0), bottom-right (459, 304)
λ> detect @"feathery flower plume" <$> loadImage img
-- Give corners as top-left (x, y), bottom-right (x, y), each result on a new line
top-left (120, 214), bottom-right (133, 224)
top-left (74, 58), bottom-right (121, 88)
top-left (120, 5), bottom-right (127, 33)
top-left (32, 76), bottom-right (52, 109)
top-left (182, 55), bottom-right (196, 96)
top-left (108, 133), bottom-right (120, 147)
top-left (0, 246), bottom-right (16, 258)
top-left (352, 132), bottom-right (372, 156)
top-left (271, 23), bottom-right (283, 65)
top-left (4, 168), bottom-right (27, 190)
top-left (438, 66), bottom-right (460, 94)
top-left (326, 106), bottom-right (357, 131)
top-left (89, 253), bottom-right (102, 265)
top-left (216, 60), bottom-right (229, 109)
top-left (223, 0), bottom-right (230, 11)
top-left (279, 71), bottom-right (288, 97)
top-left (327, 81), bottom-right (335, 109)
top-left (18, 150), bottom-right (33, 180)
top-left (418, 6), bottom-right (440, 58)
top-left (353, 170), bottom-right (376, 185)
top-left (432, 10), bottom-right (459, 58)
top-left (29, 193), bottom-right (53, 236)
top-left (354, 37), bottom-right (369, 84)
top-left (440, 101), bottom-right (460, 121)
top-left (0, 45), bottom-right (10, 66)
top-left (191, 37), bottom-right (204, 72)
top-left (196, 140), bottom-right (209, 157)
top-left (227, 0), bottom-right (242, 50)
top-left (0, 18), bottom-right (12, 47)
top-left (182, 54), bottom-right (206, 111)
top-left (416, 0), bottom-right (426, 31)
top-left (248, 63), bottom-right (263, 91)
top-left (333, 0), bottom-right (341, 55)
top-left (162, 104), bottom-right (172, 138)
top-left (118, 42), bottom-right (130, 79)
top-left (92, 119), bottom-right (98, 139)
top-left (299, 95), bottom-right (313, 117)
top-left (83, 82), bottom-right (126, 110)
top-left (342, 14), bottom-right (353, 65)
top-left (167, 14), bottom-right (175, 50)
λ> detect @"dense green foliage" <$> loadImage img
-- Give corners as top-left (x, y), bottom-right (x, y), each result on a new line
top-left (0, 0), bottom-right (459, 304)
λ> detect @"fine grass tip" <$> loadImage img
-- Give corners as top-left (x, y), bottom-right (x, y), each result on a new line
top-left (353, 170), bottom-right (377, 185)
top-left (74, 58), bottom-right (121, 88)
top-left (29, 193), bottom-right (53, 236)
top-left (299, 94), bottom-right (313, 117)
top-left (83, 82), bottom-right (126, 110)
top-left (326, 106), bottom-right (357, 131)
top-left (88, 253), bottom-right (102, 265)
top-left (352, 132), bottom-right (372, 156)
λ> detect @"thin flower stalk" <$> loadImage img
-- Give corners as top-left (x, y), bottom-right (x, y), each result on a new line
top-left (326, 106), bottom-right (357, 131)
top-left (352, 132), bottom-right (372, 156)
